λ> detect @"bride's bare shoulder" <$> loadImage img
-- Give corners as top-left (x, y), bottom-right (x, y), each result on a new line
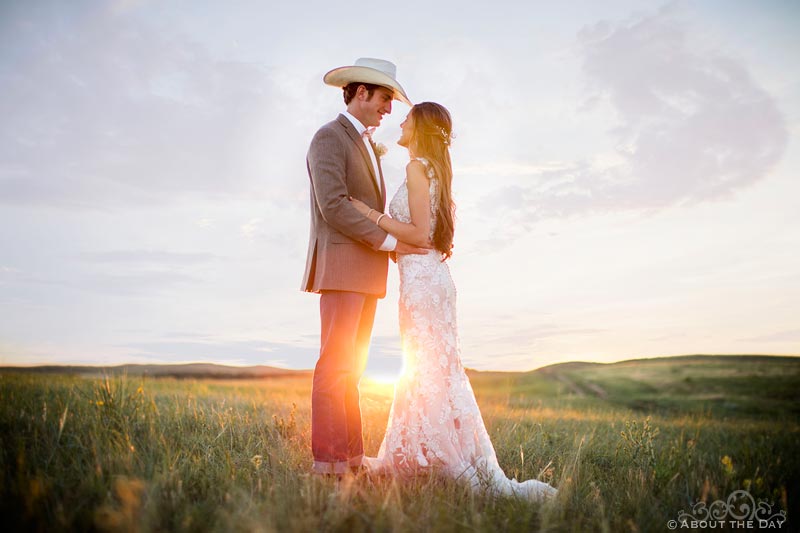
top-left (406, 158), bottom-right (425, 169)
top-left (406, 158), bottom-right (430, 180)
top-left (405, 160), bottom-right (430, 195)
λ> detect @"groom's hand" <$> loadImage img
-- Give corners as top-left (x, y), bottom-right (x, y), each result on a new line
top-left (395, 241), bottom-right (431, 255)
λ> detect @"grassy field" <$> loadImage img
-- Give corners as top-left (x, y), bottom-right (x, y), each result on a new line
top-left (1, 355), bottom-right (797, 532)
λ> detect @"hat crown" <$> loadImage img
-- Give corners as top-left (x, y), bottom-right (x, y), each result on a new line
top-left (323, 57), bottom-right (411, 105)
top-left (354, 57), bottom-right (397, 79)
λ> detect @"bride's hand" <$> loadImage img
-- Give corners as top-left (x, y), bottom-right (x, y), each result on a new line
top-left (348, 196), bottom-right (371, 216)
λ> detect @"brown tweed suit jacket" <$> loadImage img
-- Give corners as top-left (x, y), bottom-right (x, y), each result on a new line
top-left (301, 114), bottom-right (390, 297)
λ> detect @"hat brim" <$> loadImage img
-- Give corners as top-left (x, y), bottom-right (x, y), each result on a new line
top-left (324, 66), bottom-right (412, 106)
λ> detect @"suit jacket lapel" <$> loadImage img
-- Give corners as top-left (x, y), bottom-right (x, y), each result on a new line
top-left (337, 114), bottom-right (382, 202)
top-left (372, 139), bottom-right (387, 204)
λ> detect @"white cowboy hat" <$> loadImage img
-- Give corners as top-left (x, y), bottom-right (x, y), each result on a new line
top-left (324, 57), bottom-right (411, 106)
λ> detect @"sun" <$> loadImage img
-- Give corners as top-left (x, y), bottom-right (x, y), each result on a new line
top-left (366, 373), bottom-right (398, 385)
top-left (361, 372), bottom-right (399, 396)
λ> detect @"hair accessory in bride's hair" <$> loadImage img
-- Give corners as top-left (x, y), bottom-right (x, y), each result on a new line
top-left (437, 126), bottom-right (454, 146)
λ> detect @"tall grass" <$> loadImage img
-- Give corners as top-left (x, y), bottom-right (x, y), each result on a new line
top-left (0, 362), bottom-right (795, 531)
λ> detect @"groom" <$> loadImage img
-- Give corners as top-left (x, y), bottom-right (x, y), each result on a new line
top-left (302, 58), bottom-right (425, 475)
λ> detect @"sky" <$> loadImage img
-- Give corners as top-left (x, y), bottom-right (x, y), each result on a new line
top-left (1, 0), bottom-right (799, 378)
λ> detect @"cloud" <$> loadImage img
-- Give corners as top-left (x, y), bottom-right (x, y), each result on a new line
top-left (369, 335), bottom-right (403, 359)
top-left (240, 218), bottom-right (263, 240)
top-left (81, 250), bottom-right (220, 264)
top-left (25, 270), bottom-right (201, 296)
top-left (474, 5), bottom-right (787, 248)
top-left (0, 3), bottom-right (301, 209)
top-left (578, 7), bottom-right (787, 203)
top-left (118, 338), bottom-right (314, 366)
top-left (455, 161), bottom-right (573, 177)
top-left (459, 321), bottom-right (606, 365)
top-left (471, 321), bottom-right (605, 345)
top-left (115, 335), bottom-right (405, 374)
top-left (739, 329), bottom-right (800, 344)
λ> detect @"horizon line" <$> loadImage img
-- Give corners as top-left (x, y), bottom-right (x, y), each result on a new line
top-left (2, 353), bottom-right (798, 375)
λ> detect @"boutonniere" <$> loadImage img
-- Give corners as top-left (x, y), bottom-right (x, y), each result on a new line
top-left (374, 143), bottom-right (388, 159)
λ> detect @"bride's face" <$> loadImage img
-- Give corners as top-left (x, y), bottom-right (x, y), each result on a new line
top-left (398, 112), bottom-right (415, 149)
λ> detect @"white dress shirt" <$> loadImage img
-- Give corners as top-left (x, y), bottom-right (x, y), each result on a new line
top-left (342, 111), bottom-right (397, 252)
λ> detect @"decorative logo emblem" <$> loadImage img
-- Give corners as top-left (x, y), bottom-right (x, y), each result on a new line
top-left (668, 489), bottom-right (787, 530)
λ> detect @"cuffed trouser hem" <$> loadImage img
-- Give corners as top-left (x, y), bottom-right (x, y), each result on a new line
top-left (312, 455), bottom-right (363, 475)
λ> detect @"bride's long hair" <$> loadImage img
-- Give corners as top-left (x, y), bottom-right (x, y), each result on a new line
top-left (409, 102), bottom-right (456, 260)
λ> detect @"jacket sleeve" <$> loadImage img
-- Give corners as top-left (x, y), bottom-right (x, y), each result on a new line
top-left (307, 127), bottom-right (388, 251)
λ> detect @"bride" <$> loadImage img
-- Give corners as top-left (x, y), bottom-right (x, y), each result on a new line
top-left (349, 102), bottom-right (557, 500)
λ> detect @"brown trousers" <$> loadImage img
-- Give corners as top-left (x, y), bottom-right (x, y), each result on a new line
top-left (311, 290), bottom-right (377, 474)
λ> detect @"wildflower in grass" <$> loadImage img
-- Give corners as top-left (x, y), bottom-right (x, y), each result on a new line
top-left (721, 455), bottom-right (734, 475)
top-left (615, 416), bottom-right (660, 471)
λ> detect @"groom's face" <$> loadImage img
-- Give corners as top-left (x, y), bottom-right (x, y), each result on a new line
top-left (355, 85), bottom-right (394, 128)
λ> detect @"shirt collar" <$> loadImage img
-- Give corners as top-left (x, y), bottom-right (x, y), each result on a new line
top-left (342, 110), bottom-right (367, 136)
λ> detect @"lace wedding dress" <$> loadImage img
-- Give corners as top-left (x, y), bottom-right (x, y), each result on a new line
top-left (364, 158), bottom-right (557, 500)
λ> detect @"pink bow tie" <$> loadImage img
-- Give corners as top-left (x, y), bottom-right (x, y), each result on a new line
top-left (362, 127), bottom-right (375, 140)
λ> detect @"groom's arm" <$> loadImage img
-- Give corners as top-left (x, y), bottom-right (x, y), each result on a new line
top-left (308, 127), bottom-right (389, 251)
